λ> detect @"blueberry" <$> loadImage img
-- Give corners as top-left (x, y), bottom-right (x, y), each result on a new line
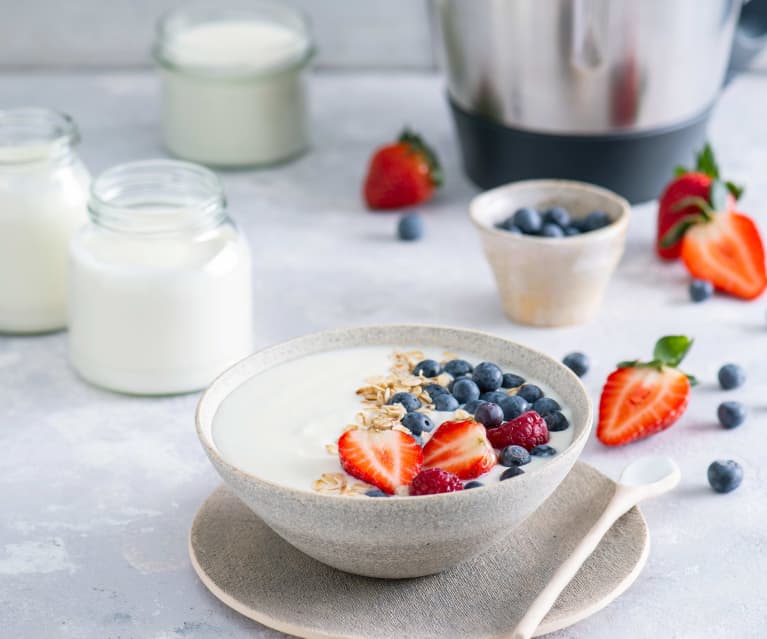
top-left (501, 373), bottom-right (525, 389)
top-left (444, 359), bottom-right (473, 377)
top-left (505, 225), bottom-right (523, 234)
top-left (452, 378), bottom-right (480, 404)
top-left (464, 481), bottom-right (484, 489)
top-left (531, 445), bottom-right (557, 457)
top-left (500, 394), bottom-right (530, 420)
top-left (496, 218), bottom-right (523, 234)
top-left (423, 383), bottom-right (449, 399)
top-left (480, 391), bottom-right (508, 404)
top-left (563, 226), bottom-right (581, 236)
top-left (512, 207), bottom-right (543, 235)
top-left (689, 279), bottom-right (714, 303)
top-left (463, 399), bottom-right (486, 414)
top-left (433, 393), bottom-right (460, 411)
top-left (532, 397), bottom-right (561, 415)
top-left (707, 460), bottom-right (743, 494)
top-left (413, 359), bottom-right (442, 378)
top-left (411, 434), bottom-right (424, 447)
top-left (517, 384), bottom-right (543, 403)
top-left (718, 364), bottom-right (746, 390)
top-left (544, 411), bottom-right (570, 432)
top-left (448, 375), bottom-right (470, 392)
top-left (473, 362), bottom-right (503, 392)
top-left (397, 213), bottom-right (424, 241)
top-left (499, 445), bottom-right (531, 467)
top-left (544, 206), bottom-right (571, 228)
top-left (474, 402), bottom-right (504, 429)
top-left (401, 412), bottom-right (435, 436)
top-left (365, 489), bottom-right (389, 497)
top-left (540, 223), bottom-right (564, 238)
top-left (388, 391), bottom-right (421, 412)
top-left (562, 352), bottom-right (590, 377)
top-left (579, 210), bottom-right (611, 232)
top-left (717, 401), bottom-right (747, 429)
top-left (500, 466), bottom-right (525, 480)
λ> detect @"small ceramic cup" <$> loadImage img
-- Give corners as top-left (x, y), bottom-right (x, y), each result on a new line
top-left (470, 180), bottom-right (630, 327)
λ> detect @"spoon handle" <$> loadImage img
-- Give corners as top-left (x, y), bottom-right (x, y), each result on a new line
top-left (507, 486), bottom-right (636, 639)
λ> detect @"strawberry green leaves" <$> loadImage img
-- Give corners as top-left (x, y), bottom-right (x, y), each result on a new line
top-left (661, 177), bottom-right (736, 249)
top-left (653, 336), bottom-right (693, 367)
top-left (674, 142), bottom-right (743, 201)
top-left (616, 335), bottom-right (696, 383)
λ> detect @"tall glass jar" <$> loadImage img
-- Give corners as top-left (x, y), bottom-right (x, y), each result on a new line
top-left (68, 160), bottom-right (253, 395)
top-left (153, 0), bottom-right (315, 167)
top-left (0, 108), bottom-right (90, 333)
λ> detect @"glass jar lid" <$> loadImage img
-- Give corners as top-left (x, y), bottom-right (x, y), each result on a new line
top-left (0, 108), bottom-right (79, 165)
top-left (89, 159), bottom-right (227, 234)
top-left (153, 0), bottom-right (315, 79)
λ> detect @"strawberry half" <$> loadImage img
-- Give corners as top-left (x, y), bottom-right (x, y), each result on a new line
top-left (422, 419), bottom-right (496, 480)
top-left (660, 180), bottom-right (767, 300)
top-left (597, 336), bottom-right (694, 446)
top-left (338, 428), bottom-right (423, 495)
top-left (656, 144), bottom-right (740, 260)
top-left (363, 129), bottom-right (442, 210)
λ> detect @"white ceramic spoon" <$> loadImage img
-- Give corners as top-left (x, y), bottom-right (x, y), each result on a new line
top-left (508, 456), bottom-right (681, 639)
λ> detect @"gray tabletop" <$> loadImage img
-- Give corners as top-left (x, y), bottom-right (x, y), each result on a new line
top-left (1, 70), bottom-right (766, 638)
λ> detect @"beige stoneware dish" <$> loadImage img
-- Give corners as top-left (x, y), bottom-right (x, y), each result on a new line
top-left (195, 325), bottom-right (593, 579)
top-left (470, 179), bottom-right (630, 327)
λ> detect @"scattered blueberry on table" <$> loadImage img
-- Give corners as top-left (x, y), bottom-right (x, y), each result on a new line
top-left (718, 363), bottom-right (746, 390)
top-left (717, 401), bottom-right (747, 429)
top-left (396, 212), bottom-right (424, 241)
top-left (689, 279), bottom-right (714, 303)
top-left (496, 205), bottom-right (611, 237)
top-left (562, 352), bottom-right (590, 377)
top-left (707, 460), bottom-right (743, 494)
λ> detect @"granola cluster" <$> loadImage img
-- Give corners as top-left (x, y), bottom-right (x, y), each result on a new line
top-left (312, 473), bottom-right (371, 496)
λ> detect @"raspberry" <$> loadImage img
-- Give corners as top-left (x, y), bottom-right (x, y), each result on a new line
top-left (408, 468), bottom-right (463, 496)
top-left (487, 411), bottom-right (550, 451)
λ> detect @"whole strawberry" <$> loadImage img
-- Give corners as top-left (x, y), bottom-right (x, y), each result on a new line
top-left (656, 144), bottom-right (741, 260)
top-left (598, 336), bottom-right (694, 446)
top-left (660, 180), bottom-right (767, 300)
top-left (363, 129), bottom-right (442, 210)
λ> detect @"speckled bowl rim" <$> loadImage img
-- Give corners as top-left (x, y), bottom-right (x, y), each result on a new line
top-left (469, 179), bottom-right (631, 244)
top-left (196, 324), bottom-right (593, 503)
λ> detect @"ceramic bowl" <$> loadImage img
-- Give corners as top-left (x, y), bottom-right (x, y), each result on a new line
top-left (196, 325), bottom-right (593, 579)
top-left (470, 180), bottom-right (630, 327)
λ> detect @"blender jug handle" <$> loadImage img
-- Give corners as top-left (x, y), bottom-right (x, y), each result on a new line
top-left (728, 0), bottom-right (767, 79)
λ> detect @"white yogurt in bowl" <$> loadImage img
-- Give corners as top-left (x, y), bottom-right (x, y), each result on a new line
top-left (213, 345), bottom-right (574, 493)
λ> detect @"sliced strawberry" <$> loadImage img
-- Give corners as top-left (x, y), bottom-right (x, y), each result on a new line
top-left (597, 336), bottom-right (693, 446)
top-left (681, 211), bottom-right (767, 300)
top-left (422, 419), bottom-right (496, 480)
top-left (363, 129), bottom-right (442, 210)
top-left (338, 428), bottom-right (423, 495)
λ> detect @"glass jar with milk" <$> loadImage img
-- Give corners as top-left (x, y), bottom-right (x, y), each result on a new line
top-left (153, 1), bottom-right (314, 167)
top-left (0, 108), bottom-right (90, 333)
top-left (68, 160), bottom-right (253, 395)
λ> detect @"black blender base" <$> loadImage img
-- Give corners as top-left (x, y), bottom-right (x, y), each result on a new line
top-left (449, 98), bottom-right (711, 204)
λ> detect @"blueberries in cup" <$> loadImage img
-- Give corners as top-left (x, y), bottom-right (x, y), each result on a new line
top-left (495, 205), bottom-right (612, 238)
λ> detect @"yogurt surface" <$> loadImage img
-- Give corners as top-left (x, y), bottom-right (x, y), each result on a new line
top-left (213, 346), bottom-right (574, 493)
